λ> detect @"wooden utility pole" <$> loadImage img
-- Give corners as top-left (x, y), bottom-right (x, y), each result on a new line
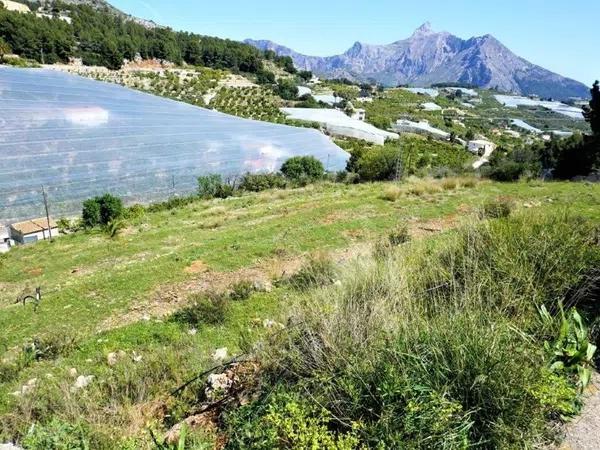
top-left (42, 186), bottom-right (52, 241)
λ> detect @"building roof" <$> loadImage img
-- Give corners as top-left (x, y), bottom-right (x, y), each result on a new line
top-left (10, 217), bottom-right (58, 235)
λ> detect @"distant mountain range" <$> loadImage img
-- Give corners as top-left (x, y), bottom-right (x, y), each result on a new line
top-left (246, 23), bottom-right (589, 100)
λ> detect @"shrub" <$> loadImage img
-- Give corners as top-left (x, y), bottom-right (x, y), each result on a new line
top-left (82, 193), bottom-right (123, 228)
top-left (21, 419), bottom-right (91, 450)
top-left (406, 179), bottom-right (442, 196)
top-left (388, 224), bottom-right (410, 246)
top-left (198, 174), bottom-right (225, 199)
top-left (235, 212), bottom-right (600, 448)
top-left (479, 197), bottom-right (514, 219)
top-left (281, 156), bottom-right (324, 181)
top-left (381, 185), bottom-right (401, 201)
top-left (255, 69), bottom-right (275, 85)
top-left (224, 390), bottom-right (360, 450)
top-left (286, 255), bottom-right (336, 290)
top-left (276, 79), bottom-right (299, 100)
top-left (230, 280), bottom-right (256, 301)
top-left (239, 173), bottom-right (287, 192)
top-left (356, 145), bottom-right (401, 181)
top-left (21, 331), bottom-right (79, 362)
top-left (441, 178), bottom-right (458, 190)
top-left (171, 293), bottom-right (229, 326)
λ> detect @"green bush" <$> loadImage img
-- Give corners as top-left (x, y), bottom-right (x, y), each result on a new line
top-left (285, 255), bottom-right (336, 290)
top-left (479, 197), bottom-right (515, 219)
top-left (239, 173), bottom-right (287, 192)
top-left (198, 174), bottom-right (225, 199)
top-left (171, 293), bottom-right (230, 327)
top-left (276, 79), bottom-right (299, 100)
top-left (224, 390), bottom-right (360, 450)
top-left (21, 419), bottom-right (91, 450)
top-left (82, 193), bottom-right (123, 228)
top-left (230, 280), bottom-right (256, 301)
top-left (231, 212), bottom-right (600, 448)
top-left (281, 156), bottom-right (324, 181)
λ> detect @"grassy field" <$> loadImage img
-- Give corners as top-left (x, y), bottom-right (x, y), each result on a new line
top-left (1, 179), bottom-right (599, 447)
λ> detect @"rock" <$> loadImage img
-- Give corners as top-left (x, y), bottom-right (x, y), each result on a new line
top-left (253, 280), bottom-right (273, 293)
top-left (212, 347), bottom-right (228, 362)
top-left (132, 351), bottom-right (143, 363)
top-left (263, 319), bottom-right (285, 330)
top-left (0, 443), bottom-right (24, 450)
top-left (205, 373), bottom-right (233, 401)
top-left (68, 368), bottom-right (78, 378)
top-left (188, 328), bottom-right (198, 336)
top-left (73, 375), bottom-right (94, 391)
top-left (107, 352), bottom-right (118, 366)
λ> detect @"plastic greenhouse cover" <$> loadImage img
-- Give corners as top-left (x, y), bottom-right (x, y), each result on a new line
top-left (0, 67), bottom-right (349, 223)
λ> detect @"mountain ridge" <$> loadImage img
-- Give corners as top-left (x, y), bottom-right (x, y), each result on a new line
top-left (245, 24), bottom-right (589, 99)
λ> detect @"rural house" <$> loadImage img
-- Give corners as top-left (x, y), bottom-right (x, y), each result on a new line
top-left (467, 139), bottom-right (497, 156)
top-left (0, 225), bottom-right (11, 253)
top-left (9, 218), bottom-right (58, 245)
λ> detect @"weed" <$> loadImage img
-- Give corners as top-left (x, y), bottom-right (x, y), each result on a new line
top-left (479, 196), bottom-right (514, 219)
top-left (381, 185), bottom-right (402, 201)
top-left (229, 280), bottom-right (256, 302)
top-left (171, 293), bottom-right (230, 327)
top-left (441, 178), bottom-right (458, 190)
top-left (285, 255), bottom-right (336, 290)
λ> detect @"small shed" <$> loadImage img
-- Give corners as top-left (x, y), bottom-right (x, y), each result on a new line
top-left (468, 139), bottom-right (497, 156)
top-left (10, 218), bottom-right (58, 245)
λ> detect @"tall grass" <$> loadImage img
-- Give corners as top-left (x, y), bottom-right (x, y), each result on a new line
top-left (225, 211), bottom-right (600, 449)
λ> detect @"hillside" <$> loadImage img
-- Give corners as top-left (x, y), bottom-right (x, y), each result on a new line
top-left (0, 179), bottom-right (599, 448)
top-left (0, 1), bottom-right (267, 71)
top-left (245, 23), bottom-right (590, 100)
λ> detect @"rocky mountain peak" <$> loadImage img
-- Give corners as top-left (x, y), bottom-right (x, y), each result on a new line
top-left (411, 22), bottom-right (435, 37)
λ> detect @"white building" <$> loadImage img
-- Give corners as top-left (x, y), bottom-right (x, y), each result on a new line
top-left (393, 119), bottom-right (449, 140)
top-left (351, 108), bottom-right (366, 121)
top-left (468, 139), bottom-right (497, 155)
top-left (0, 226), bottom-right (11, 253)
top-left (9, 218), bottom-right (59, 245)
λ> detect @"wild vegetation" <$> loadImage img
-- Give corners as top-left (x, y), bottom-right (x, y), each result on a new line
top-left (0, 177), bottom-right (599, 448)
top-left (0, 1), bottom-right (266, 71)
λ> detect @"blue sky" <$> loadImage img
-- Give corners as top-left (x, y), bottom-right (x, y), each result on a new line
top-left (111, 0), bottom-right (598, 85)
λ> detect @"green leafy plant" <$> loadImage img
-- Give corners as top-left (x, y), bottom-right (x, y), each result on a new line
top-left (544, 304), bottom-right (597, 389)
top-left (281, 156), bottom-right (324, 181)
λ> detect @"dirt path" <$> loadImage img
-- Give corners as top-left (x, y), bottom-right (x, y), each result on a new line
top-left (559, 373), bottom-right (600, 450)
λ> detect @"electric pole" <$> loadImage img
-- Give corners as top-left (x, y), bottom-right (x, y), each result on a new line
top-left (42, 186), bottom-right (52, 241)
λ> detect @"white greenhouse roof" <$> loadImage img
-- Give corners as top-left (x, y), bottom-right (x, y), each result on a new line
top-left (495, 95), bottom-right (584, 120)
top-left (281, 108), bottom-right (399, 145)
top-left (0, 67), bottom-right (348, 223)
top-left (421, 102), bottom-right (442, 111)
top-left (393, 120), bottom-right (449, 139)
top-left (510, 119), bottom-right (543, 134)
top-left (297, 86), bottom-right (313, 97)
top-left (402, 88), bottom-right (439, 98)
